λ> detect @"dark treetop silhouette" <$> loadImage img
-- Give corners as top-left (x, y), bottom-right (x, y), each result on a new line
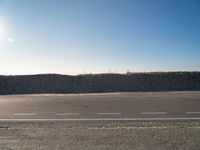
top-left (0, 72), bottom-right (200, 95)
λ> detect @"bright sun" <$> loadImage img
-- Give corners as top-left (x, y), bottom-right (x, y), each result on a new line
top-left (0, 19), bottom-right (14, 43)
top-left (0, 21), bottom-right (6, 40)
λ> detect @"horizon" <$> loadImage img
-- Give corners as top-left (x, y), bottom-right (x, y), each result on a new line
top-left (0, 71), bottom-right (199, 76)
top-left (0, 0), bottom-right (200, 75)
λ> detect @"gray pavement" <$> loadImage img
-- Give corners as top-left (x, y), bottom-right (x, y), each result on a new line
top-left (1, 91), bottom-right (200, 150)
top-left (0, 91), bottom-right (200, 120)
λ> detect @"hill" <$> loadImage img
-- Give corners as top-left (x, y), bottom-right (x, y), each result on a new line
top-left (0, 72), bottom-right (200, 95)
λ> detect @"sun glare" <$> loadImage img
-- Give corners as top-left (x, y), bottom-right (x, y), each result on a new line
top-left (0, 20), bottom-right (6, 41)
top-left (0, 25), bottom-right (4, 39)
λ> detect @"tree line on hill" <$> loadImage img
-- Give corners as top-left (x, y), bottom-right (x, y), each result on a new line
top-left (0, 72), bottom-right (200, 95)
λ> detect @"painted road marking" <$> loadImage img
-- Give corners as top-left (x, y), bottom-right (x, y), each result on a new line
top-left (1, 117), bottom-right (200, 121)
top-left (141, 112), bottom-right (167, 115)
top-left (186, 112), bottom-right (200, 114)
top-left (14, 113), bottom-right (37, 116)
top-left (97, 113), bottom-right (121, 115)
top-left (56, 113), bottom-right (79, 116)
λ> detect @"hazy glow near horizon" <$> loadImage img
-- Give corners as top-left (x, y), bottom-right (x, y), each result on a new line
top-left (0, 0), bottom-right (200, 75)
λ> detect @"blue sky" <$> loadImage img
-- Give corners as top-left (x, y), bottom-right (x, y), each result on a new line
top-left (0, 0), bottom-right (199, 75)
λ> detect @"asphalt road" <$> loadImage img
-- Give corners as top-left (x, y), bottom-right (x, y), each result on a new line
top-left (1, 91), bottom-right (200, 150)
top-left (0, 91), bottom-right (200, 121)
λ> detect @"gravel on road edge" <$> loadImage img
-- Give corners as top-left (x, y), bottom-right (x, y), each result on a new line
top-left (0, 121), bottom-right (200, 150)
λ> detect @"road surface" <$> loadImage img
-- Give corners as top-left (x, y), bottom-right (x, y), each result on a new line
top-left (0, 91), bottom-right (200, 121)
top-left (1, 91), bottom-right (200, 150)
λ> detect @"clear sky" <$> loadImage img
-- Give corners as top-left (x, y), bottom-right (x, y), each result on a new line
top-left (0, 0), bottom-right (200, 75)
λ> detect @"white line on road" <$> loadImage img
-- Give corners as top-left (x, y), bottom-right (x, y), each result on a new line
top-left (141, 112), bottom-right (167, 115)
top-left (1, 117), bottom-right (200, 121)
top-left (14, 113), bottom-right (37, 116)
top-left (97, 113), bottom-right (121, 115)
top-left (56, 113), bottom-right (79, 116)
top-left (186, 112), bottom-right (200, 114)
